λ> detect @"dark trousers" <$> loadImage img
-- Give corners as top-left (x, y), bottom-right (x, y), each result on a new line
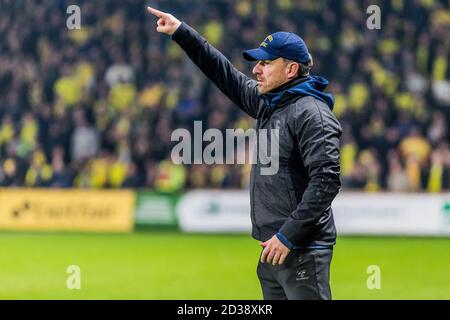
top-left (257, 248), bottom-right (333, 300)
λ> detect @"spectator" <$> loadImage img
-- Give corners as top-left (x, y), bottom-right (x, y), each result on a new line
top-left (387, 151), bottom-right (410, 192)
top-left (71, 108), bottom-right (99, 163)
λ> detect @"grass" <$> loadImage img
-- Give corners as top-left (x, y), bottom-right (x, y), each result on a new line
top-left (0, 232), bottom-right (449, 299)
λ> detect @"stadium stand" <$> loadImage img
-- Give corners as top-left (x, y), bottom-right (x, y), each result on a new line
top-left (0, 0), bottom-right (449, 192)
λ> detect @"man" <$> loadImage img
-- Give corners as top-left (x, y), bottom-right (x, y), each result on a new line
top-left (147, 6), bottom-right (342, 300)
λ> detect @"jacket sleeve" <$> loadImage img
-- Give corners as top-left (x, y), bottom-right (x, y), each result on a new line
top-left (278, 98), bottom-right (342, 246)
top-left (171, 22), bottom-right (260, 119)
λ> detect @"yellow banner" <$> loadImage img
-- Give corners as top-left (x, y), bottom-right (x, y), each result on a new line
top-left (0, 189), bottom-right (135, 232)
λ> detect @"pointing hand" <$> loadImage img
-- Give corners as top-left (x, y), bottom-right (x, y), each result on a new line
top-left (147, 6), bottom-right (181, 36)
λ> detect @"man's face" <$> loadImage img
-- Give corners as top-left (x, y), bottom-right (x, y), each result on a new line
top-left (252, 58), bottom-right (292, 94)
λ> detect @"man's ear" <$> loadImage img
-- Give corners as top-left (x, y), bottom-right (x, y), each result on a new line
top-left (287, 62), bottom-right (300, 79)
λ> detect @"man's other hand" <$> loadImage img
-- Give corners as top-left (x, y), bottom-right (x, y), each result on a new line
top-left (260, 235), bottom-right (291, 265)
top-left (147, 6), bottom-right (181, 36)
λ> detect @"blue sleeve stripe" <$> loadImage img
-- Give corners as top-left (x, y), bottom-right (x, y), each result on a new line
top-left (276, 232), bottom-right (294, 250)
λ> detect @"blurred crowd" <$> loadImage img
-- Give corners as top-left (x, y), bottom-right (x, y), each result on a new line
top-left (0, 0), bottom-right (449, 192)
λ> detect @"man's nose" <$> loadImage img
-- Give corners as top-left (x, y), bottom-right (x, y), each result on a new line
top-left (253, 63), bottom-right (261, 75)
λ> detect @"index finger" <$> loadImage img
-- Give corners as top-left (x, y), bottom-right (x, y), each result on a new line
top-left (147, 6), bottom-right (167, 18)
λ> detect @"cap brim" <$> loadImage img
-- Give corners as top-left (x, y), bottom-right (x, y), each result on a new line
top-left (243, 48), bottom-right (279, 61)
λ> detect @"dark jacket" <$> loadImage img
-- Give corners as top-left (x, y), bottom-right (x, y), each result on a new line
top-left (172, 23), bottom-right (342, 249)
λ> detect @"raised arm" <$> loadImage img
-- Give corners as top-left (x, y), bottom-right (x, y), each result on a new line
top-left (147, 6), bottom-right (260, 119)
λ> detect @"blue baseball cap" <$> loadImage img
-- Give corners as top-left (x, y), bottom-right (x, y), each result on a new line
top-left (243, 32), bottom-right (310, 64)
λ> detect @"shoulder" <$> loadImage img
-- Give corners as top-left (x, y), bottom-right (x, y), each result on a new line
top-left (290, 96), bottom-right (342, 133)
top-left (291, 96), bottom-right (329, 117)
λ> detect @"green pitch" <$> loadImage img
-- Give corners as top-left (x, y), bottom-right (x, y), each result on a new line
top-left (0, 232), bottom-right (449, 299)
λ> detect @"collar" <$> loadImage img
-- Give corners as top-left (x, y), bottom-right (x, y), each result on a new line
top-left (261, 76), bottom-right (309, 112)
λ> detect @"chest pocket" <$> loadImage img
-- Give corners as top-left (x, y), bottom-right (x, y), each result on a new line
top-left (259, 116), bottom-right (295, 163)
